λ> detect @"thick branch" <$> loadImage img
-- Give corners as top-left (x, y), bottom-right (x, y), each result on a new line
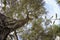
top-left (0, 13), bottom-right (32, 40)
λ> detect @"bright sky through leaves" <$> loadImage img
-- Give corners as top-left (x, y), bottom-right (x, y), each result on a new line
top-left (44, 0), bottom-right (60, 24)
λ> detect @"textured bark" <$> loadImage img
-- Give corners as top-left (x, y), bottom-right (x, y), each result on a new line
top-left (0, 13), bottom-right (30, 40)
top-left (14, 31), bottom-right (18, 40)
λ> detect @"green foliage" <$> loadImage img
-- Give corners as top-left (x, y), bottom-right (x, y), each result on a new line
top-left (2, 0), bottom-right (46, 19)
top-left (52, 25), bottom-right (60, 35)
top-left (57, 0), bottom-right (60, 3)
top-left (2, 0), bottom-right (6, 11)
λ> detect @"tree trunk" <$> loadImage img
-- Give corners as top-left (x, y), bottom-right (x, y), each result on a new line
top-left (14, 31), bottom-right (18, 40)
top-left (0, 13), bottom-right (32, 40)
top-left (0, 27), bottom-right (11, 40)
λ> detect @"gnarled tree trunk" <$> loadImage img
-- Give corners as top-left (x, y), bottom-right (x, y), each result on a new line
top-left (0, 13), bottom-right (31, 40)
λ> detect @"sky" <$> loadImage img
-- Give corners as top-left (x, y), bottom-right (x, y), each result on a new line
top-left (44, 0), bottom-right (60, 24)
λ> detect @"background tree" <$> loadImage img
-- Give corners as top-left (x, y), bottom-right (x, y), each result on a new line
top-left (0, 0), bottom-right (46, 40)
